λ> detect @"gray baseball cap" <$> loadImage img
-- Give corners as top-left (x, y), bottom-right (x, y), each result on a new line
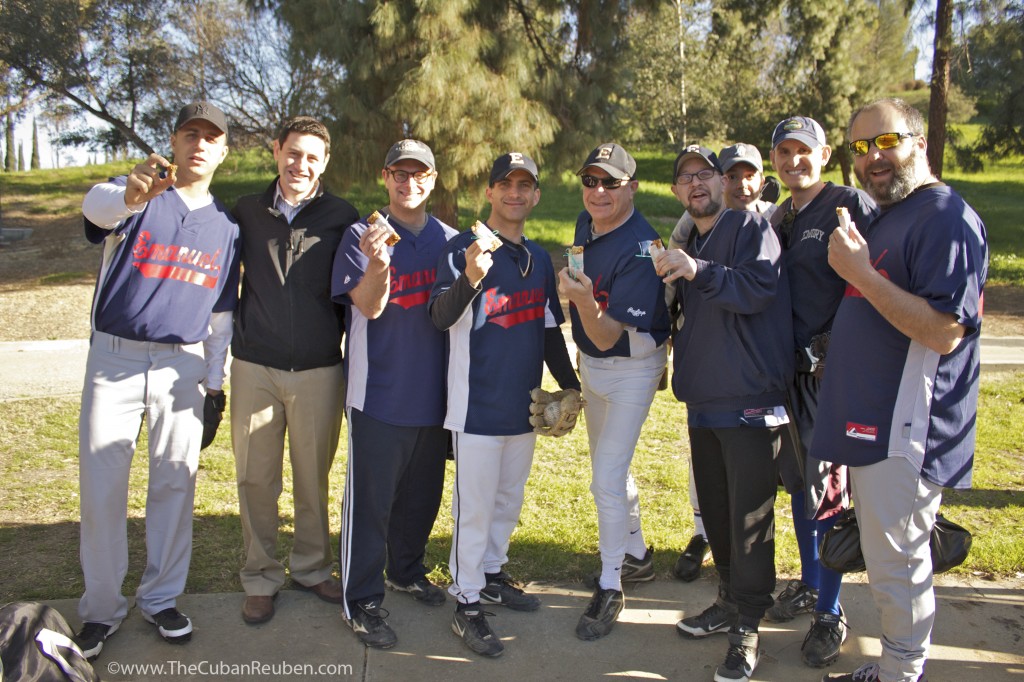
top-left (673, 144), bottom-right (721, 178)
top-left (718, 143), bottom-right (763, 173)
top-left (384, 139), bottom-right (436, 170)
top-left (577, 143), bottom-right (636, 180)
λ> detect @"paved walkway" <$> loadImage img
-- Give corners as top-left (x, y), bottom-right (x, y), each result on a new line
top-left (2, 335), bottom-right (1023, 403)
top-left (41, 573), bottom-right (1024, 681)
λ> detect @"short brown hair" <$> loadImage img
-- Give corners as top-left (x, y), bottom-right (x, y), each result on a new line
top-left (276, 116), bottom-right (331, 149)
top-left (848, 98), bottom-right (925, 139)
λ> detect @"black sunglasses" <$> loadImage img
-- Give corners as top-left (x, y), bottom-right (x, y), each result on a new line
top-left (581, 175), bottom-right (629, 189)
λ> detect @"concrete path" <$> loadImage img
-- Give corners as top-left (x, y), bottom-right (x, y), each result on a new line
top-left (41, 574), bottom-right (1024, 681)
top-left (2, 336), bottom-right (1023, 403)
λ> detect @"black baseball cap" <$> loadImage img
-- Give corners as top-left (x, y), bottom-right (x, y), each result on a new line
top-left (577, 143), bottom-right (636, 180)
top-left (718, 143), bottom-right (764, 173)
top-left (174, 102), bottom-right (229, 136)
top-left (489, 152), bottom-right (539, 186)
top-left (673, 144), bottom-right (721, 178)
top-left (384, 139), bottom-right (436, 170)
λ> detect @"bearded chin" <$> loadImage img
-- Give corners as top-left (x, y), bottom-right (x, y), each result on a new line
top-left (690, 197), bottom-right (723, 219)
top-left (860, 148), bottom-right (926, 207)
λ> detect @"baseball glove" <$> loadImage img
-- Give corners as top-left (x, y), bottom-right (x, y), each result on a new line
top-left (528, 387), bottom-right (584, 437)
top-left (201, 392), bottom-right (226, 450)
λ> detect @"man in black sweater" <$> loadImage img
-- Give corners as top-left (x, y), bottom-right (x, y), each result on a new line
top-left (230, 116), bottom-right (359, 625)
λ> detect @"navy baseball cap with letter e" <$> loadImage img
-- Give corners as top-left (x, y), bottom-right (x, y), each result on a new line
top-left (673, 144), bottom-right (721, 178)
top-left (489, 152), bottom-right (539, 186)
top-left (718, 143), bottom-right (764, 173)
top-left (174, 102), bottom-right (229, 136)
top-left (771, 116), bottom-right (827, 149)
top-left (384, 139), bottom-right (436, 171)
top-left (577, 143), bottom-right (636, 180)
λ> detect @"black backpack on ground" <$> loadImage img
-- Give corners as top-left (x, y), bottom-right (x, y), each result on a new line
top-left (0, 602), bottom-right (99, 682)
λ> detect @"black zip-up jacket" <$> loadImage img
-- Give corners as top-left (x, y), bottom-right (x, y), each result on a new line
top-left (231, 179), bottom-right (359, 371)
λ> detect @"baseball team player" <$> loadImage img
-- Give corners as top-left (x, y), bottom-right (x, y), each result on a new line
top-left (817, 98), bottom-right (987, 682)
top-left (73, 102), bottom-right (240, 660)
top-left (658, 144), bottom-right (793, 682)
top-left (764, 115), bottom-right (878, 668)
top-left (557, 143), bottom-right (671, 642)
top-left (331, 139), bottom-right (456, 648)
top-left (230, 116), bottom-right (359, 625)
top-left (667, 143), bottom-right (779, 583)
top-left (429, 152), bottom-right (580, 658)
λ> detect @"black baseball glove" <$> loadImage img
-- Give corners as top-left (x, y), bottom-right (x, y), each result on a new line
top-left (201, 392), bottom-right (226, 450)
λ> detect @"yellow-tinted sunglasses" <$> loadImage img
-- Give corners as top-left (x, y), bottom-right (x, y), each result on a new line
top-left (848, 132), bottom-right (917, 157)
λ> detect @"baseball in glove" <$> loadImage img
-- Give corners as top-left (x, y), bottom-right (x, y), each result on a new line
top-left (528, 387), bottom-right (584, 437)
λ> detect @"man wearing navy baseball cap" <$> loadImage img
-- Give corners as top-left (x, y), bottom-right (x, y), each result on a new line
top-left (558, 142), bottom-right (670, 642)
top-left (430, 151), bottom-right (579, 657)
top-left (657, 141), bottom-right (793, 682)
top-left (764, 116), bottom-right (878, 669)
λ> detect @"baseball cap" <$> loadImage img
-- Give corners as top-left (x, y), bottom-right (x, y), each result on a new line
top-left (718, 143), bottom-right (763, 173)
top-left (577, 143), bottom-right (636, 180)
top-left (673, 144), bottom-right (721, 178)
top-left (772, 116), bottom-right (827, 148)
top-left (174, 102), bottom-right (228, 136)
top-left (489, 152), bottom-right (539, 186)
top-left (384, 139), bottom-right (436, 170)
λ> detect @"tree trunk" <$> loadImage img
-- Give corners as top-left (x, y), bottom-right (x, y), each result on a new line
top-left (838, 148), bottom-right (853, 187)
top-left (927, 0), bottom-right (953, 178)
top-left (431, 181), bottom-right (460, 230)
top-left (4, 115), bottom-right (14, 172)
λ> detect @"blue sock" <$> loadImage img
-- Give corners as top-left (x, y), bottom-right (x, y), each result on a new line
top-left (791, 490), bottom-right (820, 589)
top-left (814, 514), bottom-right (843, 614)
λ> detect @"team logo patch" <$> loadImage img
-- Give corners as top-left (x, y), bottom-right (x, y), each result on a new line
top-left (509, 152), bottom-right (524, 165)
top-left (783, 119), bottom-right (804, 131)
top-left (735, 144), bottom-right (746, 155)
top-left (597, 147), bottom-right (613, 160)
top-left (685, 144), bottom-right (700, 153)
top-left (626, 307), bottom-right (647, 318)
top-left (845, 422), bottom-right (878, 441)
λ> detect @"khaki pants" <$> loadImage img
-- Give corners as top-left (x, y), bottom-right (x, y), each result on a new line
top-left (230, 359), bottom-right (344, 595)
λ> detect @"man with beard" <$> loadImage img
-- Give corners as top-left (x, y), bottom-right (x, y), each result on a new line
top-left (667, 142), bottom-right (780, 584)
top-left (655, 145), bottom-right (793, 682)
top-left (816, 98), bottom-right (987, 682)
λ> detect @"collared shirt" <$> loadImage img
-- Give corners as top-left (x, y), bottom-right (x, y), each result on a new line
top-left (273, 181), bottom-right (320, 225)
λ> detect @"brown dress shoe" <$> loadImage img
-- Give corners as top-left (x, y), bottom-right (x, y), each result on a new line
top-left (242, 595), bottom-right (275, 624)
top-left (297, 578), bottom-right (344, 604)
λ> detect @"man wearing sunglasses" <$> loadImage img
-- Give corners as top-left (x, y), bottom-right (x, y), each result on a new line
top-left (815, 98), bottom-right (987, 682)
top-left (656, 144), bottom-right (793, 682)
top-left (430, 153), bottom-right (579, 657)
top-left (667, 142), bottom-right (780, 586)
top-left (557, 143), bottom-right (670, 642)
top-left (331, 139), bottom-right (456, 648)
top-left (761, 116), bottom-right (878, 669)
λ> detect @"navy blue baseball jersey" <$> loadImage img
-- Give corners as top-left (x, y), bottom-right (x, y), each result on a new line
top-left (811, 185), bottom-right (987, 489)
top-left (85, 177), bottom-right (240, 344)
top-left (332, 214), bottom-right (458, 427)
top-left (568, 210), bottom-right (670, 357)
top-left (431, 230), bottom-right (563, 436)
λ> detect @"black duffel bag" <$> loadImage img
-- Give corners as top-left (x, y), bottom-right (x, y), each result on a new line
top-left (819, 508), bottom-right (972, 574)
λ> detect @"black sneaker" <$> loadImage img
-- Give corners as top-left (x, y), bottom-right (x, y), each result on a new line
top-left (621, 546), bottom-right (655, 582)
top-left (452, 605), bottom-right (504, 657)
top-left (822, 662), bottom-right (928, 681)
top-left (385, 577), bottom-right (446, 606)
top-left (575, 586), bottom-right (624, 641)
top-left (676, 599), bottom-right (736, 638)
top-left (142, 608), bottom-right (192, 644)
top-left (802, 607), bottom-right (848, 668)
top-left (345, 600), bottom-right (398, 649)
top-left (764, 578), bottom-right (818, 622)
top-left (480, 571), bottom-right (540, 612)
top-left (673, 534), bottom-right (710, 582)
top-left (73, 621), bottom-right (119, 661)
top-left (714, 625), bottom-right (759, 682)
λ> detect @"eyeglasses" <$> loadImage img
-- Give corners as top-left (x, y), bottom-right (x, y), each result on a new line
top-left (848, 132), bottom-right (917, 157)
top-left (385, 168), bottom-right (435, 183)
top-left (675, 169), bottom-right (717, 185)
top-left (581, 175), bottom-right (629, 189)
